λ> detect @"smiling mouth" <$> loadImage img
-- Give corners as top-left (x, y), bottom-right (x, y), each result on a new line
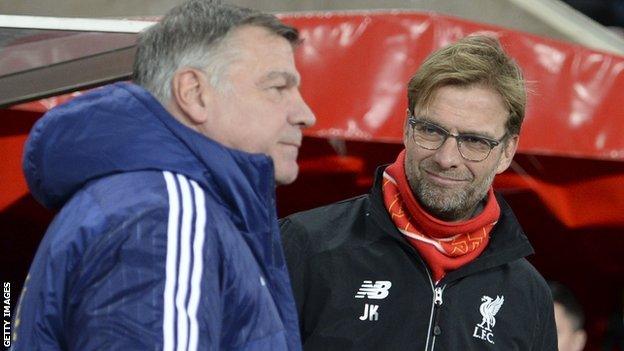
top-left (425, 171), bottom-right (469, 185)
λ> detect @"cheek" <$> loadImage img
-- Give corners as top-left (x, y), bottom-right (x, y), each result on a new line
top-left (251, 122), bottom-right (287, 155)
top-left (404, 145), bottom-right (423, 177)
top-left (405, 141), bottom-right (434, 168)
top-left (404, 145), bottom-right (415, 169)
top-left (463, 163), bottom-right (490, 184)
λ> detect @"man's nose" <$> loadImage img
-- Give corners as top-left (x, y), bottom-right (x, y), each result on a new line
top-left (431, 136), bottom-right (463, 169)
top-left (290, 90), bottom-right (316, 128)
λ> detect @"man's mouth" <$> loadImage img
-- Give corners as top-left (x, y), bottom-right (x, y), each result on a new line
top-left (424, 170), bottom-right (470, 186)
top-left (280, 140), bottom-right (301, 148)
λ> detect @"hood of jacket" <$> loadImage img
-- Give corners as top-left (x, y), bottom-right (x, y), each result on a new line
top-left (23, 82), bottom-right (275, 211)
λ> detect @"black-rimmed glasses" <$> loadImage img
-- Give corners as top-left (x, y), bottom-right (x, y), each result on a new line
top-left (408, 114), bottom-right (507, 162)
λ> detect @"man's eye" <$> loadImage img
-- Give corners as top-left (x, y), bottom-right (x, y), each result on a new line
top-left (462, 136), bottom-right (491, 149)
top-left (272, 85), bottom-right (288, 92)
top-left (418, 125), bottom-right (443, 135)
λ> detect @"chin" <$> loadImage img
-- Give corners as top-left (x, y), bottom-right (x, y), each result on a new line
top-left (272, 156), bottom-right (300, 185)
top-left (274, 166), bottom-right (299, 185)
top-left (275, 174), bottom-right (297, 186)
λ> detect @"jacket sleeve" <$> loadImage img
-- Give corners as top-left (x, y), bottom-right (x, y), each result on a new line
top-left (279, 217), bottom-right (311, 332)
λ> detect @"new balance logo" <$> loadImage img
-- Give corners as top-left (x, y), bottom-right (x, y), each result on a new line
top-left (354, 280), bottom-right (392, 299)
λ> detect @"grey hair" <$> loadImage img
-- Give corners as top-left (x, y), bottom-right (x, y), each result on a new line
top-left (133, 0), bottom-right (300, 104)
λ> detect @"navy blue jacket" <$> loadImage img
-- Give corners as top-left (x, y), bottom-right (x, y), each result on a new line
top-left (13, 82), bottom-right (301, 350)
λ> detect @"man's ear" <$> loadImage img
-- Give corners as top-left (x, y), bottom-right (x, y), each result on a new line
top-left (171, 68), bottom-right (212, 125)
top-left (496, 134), bottom-right (519, 174)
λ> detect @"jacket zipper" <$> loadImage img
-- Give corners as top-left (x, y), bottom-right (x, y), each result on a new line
top-left (429, 285), bottom-right (446, 351)
top-left (423, 268), bottom-right (446, 351)
top-left (393, 234), bottom-right (452, 351)
top-left (400, 241), bottom-right (448, 351)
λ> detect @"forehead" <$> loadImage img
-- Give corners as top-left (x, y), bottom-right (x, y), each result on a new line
top-left (225, 25), bottom-right (299, 81)
top-left (419, 85), bottom-right (508, 136)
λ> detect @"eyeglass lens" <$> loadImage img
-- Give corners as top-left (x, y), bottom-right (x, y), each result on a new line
top-left (411, 121), bottom-right (493, 161)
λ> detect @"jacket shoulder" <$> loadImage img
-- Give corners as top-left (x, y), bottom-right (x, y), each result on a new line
top-left (507, 258), bottom-right (553, 304)
top-left (87, 170), bottom-right (172, 212)
top-left (510, 259), bottom-right (549, 289)
top-left (280, 194), bottom-right (370, 254)
top-left (40, 171), bottom-right (171, 256)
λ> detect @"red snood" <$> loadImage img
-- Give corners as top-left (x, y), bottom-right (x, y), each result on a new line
top-left (382, 150), bottom-right (500, 282)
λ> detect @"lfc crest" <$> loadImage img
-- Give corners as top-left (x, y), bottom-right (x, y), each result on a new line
top-left (472, 295), bottom-right (504, 344)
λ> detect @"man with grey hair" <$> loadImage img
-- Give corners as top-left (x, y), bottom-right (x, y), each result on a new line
top-left (12, 0), bottom-right (315, 350)
top-left (281, 35), bottom-right (556, 350)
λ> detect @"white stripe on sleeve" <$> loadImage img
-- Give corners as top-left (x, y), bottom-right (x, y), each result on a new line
top-left (163, 171), bottom-right (180, 351)
top-left (187, 180), bottom-right (206, 351)
top-left (175, 174), bottom-right (194, 351)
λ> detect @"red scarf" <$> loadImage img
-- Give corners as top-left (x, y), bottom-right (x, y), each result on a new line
top-left (382, 151), bottom-right (500, 282)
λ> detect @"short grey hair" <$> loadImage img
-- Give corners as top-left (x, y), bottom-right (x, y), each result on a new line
top-left (133, 0), bottom-right (300, 104)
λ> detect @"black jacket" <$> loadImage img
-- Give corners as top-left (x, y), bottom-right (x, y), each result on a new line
top-left (280, 167), bottom-right (557, 350)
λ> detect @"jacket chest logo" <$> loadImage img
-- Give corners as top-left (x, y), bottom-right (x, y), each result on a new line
top-left (473, 295), bottom-right (504, 344)
top-left (354, 280), bottom-right (392, 299)
top-left (354, 280), bottom-right (392, 321)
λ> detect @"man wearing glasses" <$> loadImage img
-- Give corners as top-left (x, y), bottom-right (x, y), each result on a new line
top-left (280, 35), bottom-right (557, 350)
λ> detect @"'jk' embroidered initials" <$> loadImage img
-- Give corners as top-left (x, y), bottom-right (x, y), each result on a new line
top-left (359, 303), bottom-right (379, 321)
